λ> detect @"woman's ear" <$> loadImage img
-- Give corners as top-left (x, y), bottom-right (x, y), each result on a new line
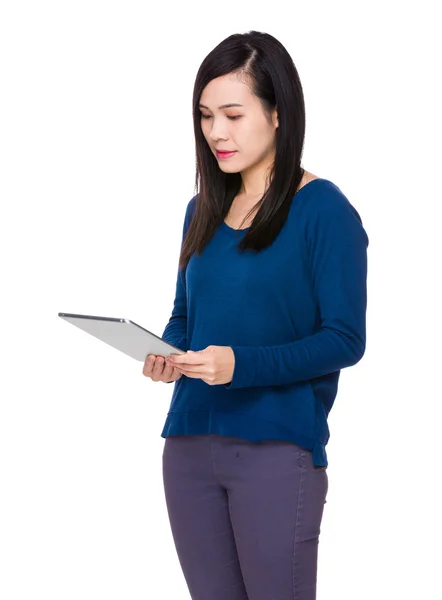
top-left (273, 106), bottom-right (279, 129)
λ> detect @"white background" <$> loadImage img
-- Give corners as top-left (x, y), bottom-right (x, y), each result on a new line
top-left (1, 1), bottom-right (441, 598)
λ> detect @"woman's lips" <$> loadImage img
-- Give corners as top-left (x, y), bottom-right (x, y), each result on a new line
top-left (216, 150), bottom-right (237, 159)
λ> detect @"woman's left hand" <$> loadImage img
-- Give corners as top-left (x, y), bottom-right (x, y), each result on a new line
top-left (165, 345), bottom-right (235, 386)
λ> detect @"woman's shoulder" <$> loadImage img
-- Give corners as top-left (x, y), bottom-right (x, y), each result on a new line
top-left (295, 174), bottom-right (366, 232)
top-left (300, 173), bottom-right (352, 209)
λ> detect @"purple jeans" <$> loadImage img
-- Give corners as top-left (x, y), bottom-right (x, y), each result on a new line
top-left (162, 434), bottom-right (328, 600)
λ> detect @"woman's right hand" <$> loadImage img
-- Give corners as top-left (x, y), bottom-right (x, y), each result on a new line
top-left (142, 354), bottom-right (183, 383)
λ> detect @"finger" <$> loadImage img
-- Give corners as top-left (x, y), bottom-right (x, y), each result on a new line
top-left (171, 363), bottom-right (186, 375)
top-left (159, 357), bottom-right (174, 379)
top-left (173, 366), bottom-right (199, 378)
top-left (162, 362), bottom-right (174, 378)
top-left (175, 363), bottom-right (199, 373)
top-left (143, 354), bottom-right (156, 375)
top-left (170, 367), bottom-right (181, 379)
top-left (146, 356), bottom-right (161, 381)
top-left (168, 352), bottom-right (204, 366)
top-left (153, 356), bottom-right (165, 374)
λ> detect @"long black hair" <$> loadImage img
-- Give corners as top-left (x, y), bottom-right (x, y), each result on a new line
top-left (178, 30), bottom-right (306, 272)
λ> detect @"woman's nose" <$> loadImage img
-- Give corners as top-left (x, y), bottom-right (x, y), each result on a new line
top-left (209, 119), bottom-right (228, 142)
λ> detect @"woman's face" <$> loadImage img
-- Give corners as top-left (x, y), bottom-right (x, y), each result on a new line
top-left (199, 73), bottom-right (278, 179)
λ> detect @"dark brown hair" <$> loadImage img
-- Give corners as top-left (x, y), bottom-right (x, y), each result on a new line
top-left (179, 30), bottom-right (306, 272)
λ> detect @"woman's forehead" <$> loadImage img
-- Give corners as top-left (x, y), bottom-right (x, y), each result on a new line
top-left (200, 75), bottom-right (253, 107)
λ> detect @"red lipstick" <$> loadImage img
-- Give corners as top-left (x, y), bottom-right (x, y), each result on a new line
top-left (216, 150), bottom-right (237, 159)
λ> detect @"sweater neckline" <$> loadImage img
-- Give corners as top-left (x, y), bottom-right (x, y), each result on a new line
top-left (221, 177), bottom-right (327, 233)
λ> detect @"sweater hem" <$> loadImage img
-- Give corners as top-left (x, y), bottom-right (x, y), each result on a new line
top-left (160, 409), bottom-right (328, 467)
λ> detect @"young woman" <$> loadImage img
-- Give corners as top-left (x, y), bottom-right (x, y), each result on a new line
top-left (143, 30), bottom-right (369, 600)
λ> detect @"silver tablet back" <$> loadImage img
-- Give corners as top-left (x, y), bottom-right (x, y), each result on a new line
top-left (58, 312), bottom-right (185, 361)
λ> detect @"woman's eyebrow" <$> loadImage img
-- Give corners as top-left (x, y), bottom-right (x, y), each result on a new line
top-left (199, 103), bottom-right (244, 110)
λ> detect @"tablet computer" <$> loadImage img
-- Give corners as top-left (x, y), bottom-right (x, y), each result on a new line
top-left (58, 312), bottom-right (186, 362)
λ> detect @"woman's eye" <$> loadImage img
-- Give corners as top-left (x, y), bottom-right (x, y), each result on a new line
top-left (200, 114), bottom-right (242, 121)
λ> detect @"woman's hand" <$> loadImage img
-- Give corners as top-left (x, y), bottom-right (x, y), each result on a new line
top-left (165, 346), bottom-right (235, 386)
top-left (142, 354), bottom-right (183, 383)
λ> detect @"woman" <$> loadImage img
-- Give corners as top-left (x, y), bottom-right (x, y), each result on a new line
top-left (143, 30), bottom-right (368, 600)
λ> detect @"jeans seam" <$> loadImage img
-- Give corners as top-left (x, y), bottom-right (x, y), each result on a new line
top-left (292, 451), bottom-right (305, 599)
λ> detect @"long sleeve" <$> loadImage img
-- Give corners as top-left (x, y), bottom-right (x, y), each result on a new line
top-left (161, 197), bottom-right (195, 357)
top-left (224, 190), bottom-right (369, 389)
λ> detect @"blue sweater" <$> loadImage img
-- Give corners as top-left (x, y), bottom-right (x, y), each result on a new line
top-left (160, 178), bottom-right (368, 467)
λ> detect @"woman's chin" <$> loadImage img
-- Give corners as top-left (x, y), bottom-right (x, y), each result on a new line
top-left (218, 163), bottom-right (241, 173)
